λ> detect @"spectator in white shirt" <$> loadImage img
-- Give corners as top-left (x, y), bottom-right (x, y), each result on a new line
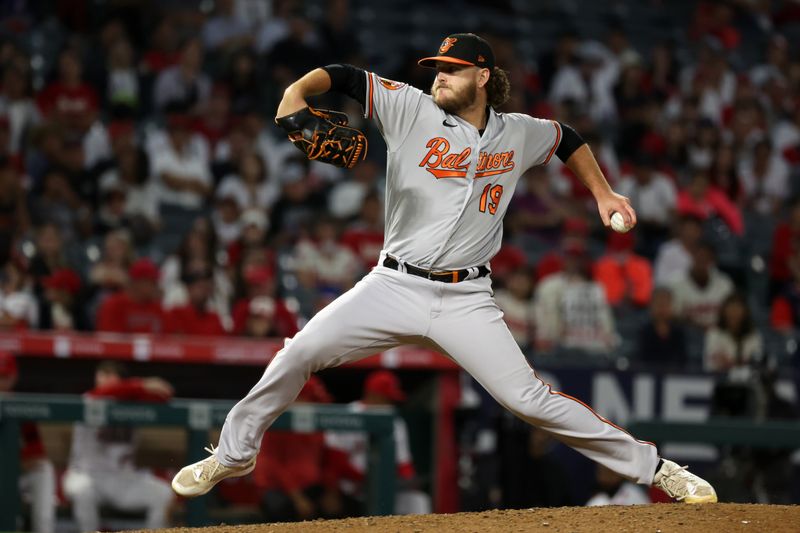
top-left (737, 137), bottom-right (790, 216)
top-left (534, 243), bottom-right (617, 354)
top-left (771, 99), bottom-right (800, 154)
top-left (100, 145), bottom-right (159, 239)
top-left (670, 242), bottom-right (734, 330)
top-left (0, 261), bottom-right (38, 329)
top-left (153, 38), bottom-right (211, 113)
top-left (216, 151), bottom-right (280, 213)
top-left (150, 112), bottom-right (211, 212)
top-left (679, 38), bottom-right (736, 124)
top-left (654, 215), bottom-right (704, 287)
top-left (327, 159), bottom-right (381, 219)
top-left (202, 0), bottom-right (253, 53)
top-left (549, 40), bottom-right (619, 125)
top-left (293, 216), bottom-right (360, 294)
top-left (212, 189), bottom-right (243, 247)
top-left (254, 0), bottom-right (296, 56)
top-left (750, 34), bottom-right (790, 89)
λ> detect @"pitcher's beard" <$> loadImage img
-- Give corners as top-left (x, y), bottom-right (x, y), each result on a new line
top-left (432, 80), bottom-right (478, 115)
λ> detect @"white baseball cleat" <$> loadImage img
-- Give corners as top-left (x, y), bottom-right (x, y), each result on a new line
top-left (653, 459), bottom-right (718, 503)
top-left (171, 445), bottom-right (256, 497)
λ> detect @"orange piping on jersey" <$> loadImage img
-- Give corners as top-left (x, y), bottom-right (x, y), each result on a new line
top-left (531, 368), bottom-right (657, 448)
top-left (542, 121), bottom-right (561, 165)
top-left (474, 167), bottom-right (515, 178)
top-left (452, 271), bottom-right (458, 283)
top-left (427, 169), bottom-right (469, 179)
top-left (367, 73), bottom-right (374, 119)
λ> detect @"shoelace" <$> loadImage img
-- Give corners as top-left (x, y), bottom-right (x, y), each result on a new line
top-left (659, 464), bottom-right (697, 499)
top-left (192, 444), bottom-right (222, 482)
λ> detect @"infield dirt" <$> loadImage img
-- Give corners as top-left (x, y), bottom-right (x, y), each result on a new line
top-left (157, 503), bottom-right (799, 533)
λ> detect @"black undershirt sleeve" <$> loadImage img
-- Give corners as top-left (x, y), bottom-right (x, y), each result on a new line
top-left (555, 122), bottom-right (586, 163)
top-left (322, 64), bottom-right (367, 108)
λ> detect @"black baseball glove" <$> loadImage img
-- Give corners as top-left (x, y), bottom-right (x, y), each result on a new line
top-left (275, 107), bottom-right (368, 169)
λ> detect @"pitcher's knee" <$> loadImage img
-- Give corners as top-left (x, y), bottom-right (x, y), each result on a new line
top-left (495, 385), bottom-right (547, 422)
top-left (278, 333), bottom-right (332, 373)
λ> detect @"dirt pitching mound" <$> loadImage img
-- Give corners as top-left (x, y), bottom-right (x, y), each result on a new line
top-left (159, 503), bottom-right (799, 533)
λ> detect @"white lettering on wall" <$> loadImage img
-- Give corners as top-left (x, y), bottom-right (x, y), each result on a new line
top-left (592, 373), bottom-right (631, 424)
top-left (633, 375), bottom-right (655, 421)
top-left (662, 376), bottom-right (714, 422)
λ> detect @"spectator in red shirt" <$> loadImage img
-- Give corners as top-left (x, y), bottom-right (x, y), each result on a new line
top-left (0, 351), bottom-right (56, 533)
top-left (340, 192), bottom-right (385, 273)
top-left (676, 170), bottom-right (744, 236)
top-left (689, 2), bottom-right (741, 50)
top-left (255, 375), bottom-right (346, 522)
top-left (770, 246), bottom-right (800, 332)
top-left (231, 265), bottom-right (299, 337)
top-left (96, 258), bottom-right (165, 333)
top-left (191, 84), bottom-right (231, 151)
top-left (36, 48), bottom-right (98, 131)
top-left (165, 263), bottom-right (226, 336)
top-left (769, 200), bottom-right (800, 291)
top-left (39, 268), bottom-right (87, 331)
top-left (0, 153), bottom-right (30, 262)
top-left (488, 243), bottom-right (528, 283)
top-left (535, 217), bottom-right (590, 282)
top-left (140, 18), bottom-right (180, 74)
top-left (243, 296), bottom-right (282, 338)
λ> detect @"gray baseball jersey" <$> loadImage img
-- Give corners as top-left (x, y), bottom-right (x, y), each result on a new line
top-left (215, 70), bottom-right (660, 490)
top-left (364, 72), bottom-right (561, 270)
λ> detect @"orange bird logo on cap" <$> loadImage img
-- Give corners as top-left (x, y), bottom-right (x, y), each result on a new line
top-left (439, 37), bottom-right (457, 54)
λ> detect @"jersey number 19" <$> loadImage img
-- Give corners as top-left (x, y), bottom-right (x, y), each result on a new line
top-left (479, 183), bottom-right (504, 215)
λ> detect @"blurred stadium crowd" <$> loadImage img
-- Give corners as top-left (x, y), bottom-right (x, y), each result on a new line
top-left (1, 0), bottom-right (800, 528)
top-left (0, 0), bottom-right (799, 373)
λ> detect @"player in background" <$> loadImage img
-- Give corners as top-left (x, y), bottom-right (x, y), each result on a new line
top-left (254, 375), bottom-right (347, 522)
top-left (325, 370), bottom-right (431, 515)
top-left (63, 361), bottom-right (174, 531)
top-left (172, 33), bottom-right (717, 505)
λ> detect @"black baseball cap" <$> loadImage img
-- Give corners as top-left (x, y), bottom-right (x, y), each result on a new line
top-left (418, 33), bottom-right (495, 70)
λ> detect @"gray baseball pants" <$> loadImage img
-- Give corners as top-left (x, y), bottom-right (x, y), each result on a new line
top-left (217, 259), bottom-right (659, 484)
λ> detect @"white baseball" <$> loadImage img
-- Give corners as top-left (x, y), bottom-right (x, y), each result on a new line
top-left (610, 212), bottom-right (631, 233)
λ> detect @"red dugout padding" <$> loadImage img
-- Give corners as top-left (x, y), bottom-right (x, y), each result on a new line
top-left (0, 331), bottom-right (461, 512)
top-left (0, 331), bottom-right (460, 370)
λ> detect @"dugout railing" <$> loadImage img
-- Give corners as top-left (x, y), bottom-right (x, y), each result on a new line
top-left (0, 331), bottom-right (462, 513)
top-left (0, 394), bottom-right (396, 529)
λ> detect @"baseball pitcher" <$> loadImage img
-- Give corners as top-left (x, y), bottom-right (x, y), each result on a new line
top-left (173, 33), bottom-right (717, 505)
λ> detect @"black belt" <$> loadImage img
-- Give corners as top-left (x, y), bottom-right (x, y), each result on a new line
top-left (382, 256), bottom-right (490, 283)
